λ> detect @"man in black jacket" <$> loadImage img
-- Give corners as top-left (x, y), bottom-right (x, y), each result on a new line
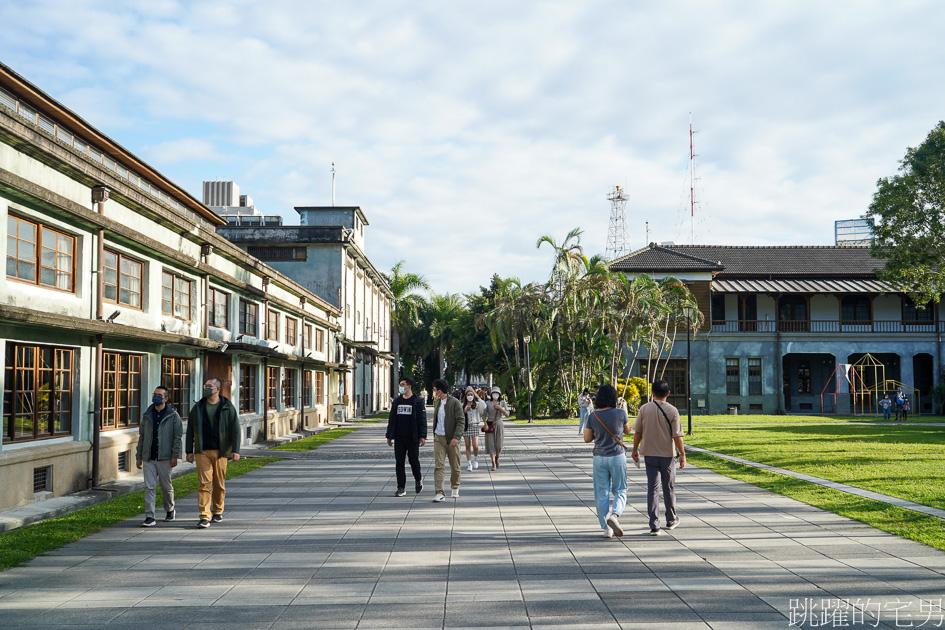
top-left (186, 377), bottom-right (241, 529)
top-left (386, 377), bottom-right (427, 496)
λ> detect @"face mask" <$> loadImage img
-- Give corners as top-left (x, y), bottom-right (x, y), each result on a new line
top-left (153, 395), bottom-right (165, 405)
top-left (398, 386), bottom-right (406, 395)
top-left (492, 393), bottom-right (499, 400)
top-left (203, 387), bottom-right (214, 398)
top-left (467, 395), bottom-right (474, 401)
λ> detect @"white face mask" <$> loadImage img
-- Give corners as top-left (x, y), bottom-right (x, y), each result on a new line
top-left (466, 395), bottom-right (474, 401)
top-left (492, 393), bottom-right (499, 400)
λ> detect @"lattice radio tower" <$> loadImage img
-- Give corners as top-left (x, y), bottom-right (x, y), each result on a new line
top-left (605, 185), bottom-right (630, 260)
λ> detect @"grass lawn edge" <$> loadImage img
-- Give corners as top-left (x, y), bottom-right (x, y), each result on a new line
top-left (686, 451), bottom-right (945, 553)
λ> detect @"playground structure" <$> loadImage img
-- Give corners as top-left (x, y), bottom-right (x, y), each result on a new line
top-left (819, 353), bottom-right (919, 416)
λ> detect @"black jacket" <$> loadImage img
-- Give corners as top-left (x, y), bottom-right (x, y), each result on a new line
top-left (186, 396), bottom-right (241, 457)
top-left (386, 394), bottom-right (428, 443)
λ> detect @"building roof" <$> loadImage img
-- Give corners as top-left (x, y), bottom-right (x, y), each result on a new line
top-left (713, 278), bottom-right (894, 294)
top-left (610, 243), bottom-right (887, 278)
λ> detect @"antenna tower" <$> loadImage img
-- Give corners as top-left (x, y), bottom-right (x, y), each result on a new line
top-left (605, 185), bottom-right (631, 260)
top-left (689, 113), bottom-right (696, 244)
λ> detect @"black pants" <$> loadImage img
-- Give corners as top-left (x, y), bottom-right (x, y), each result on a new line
top-left (394, 438), bottom-right (422, 489)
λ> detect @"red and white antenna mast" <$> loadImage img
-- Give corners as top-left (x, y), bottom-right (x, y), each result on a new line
top-left (689, 112), bottom-right (695, 245)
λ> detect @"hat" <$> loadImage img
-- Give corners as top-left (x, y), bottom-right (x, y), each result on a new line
top-left (490, 386), bottom-right (501, 394)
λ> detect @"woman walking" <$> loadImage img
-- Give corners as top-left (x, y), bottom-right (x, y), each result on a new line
top-left (583, 384), bottom-right (631, 538)
top-left (578, 388), bottom-right (593, 434)
top-left (463, 386), bottom-right (487, 471)
top-left (484, 386), bottom-right (509, 470)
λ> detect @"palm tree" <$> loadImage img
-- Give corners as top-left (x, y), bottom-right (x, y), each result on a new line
top-left (426, 293), bottom-right (465, 379)
top-left (383, 260), bottom-right (430, 381)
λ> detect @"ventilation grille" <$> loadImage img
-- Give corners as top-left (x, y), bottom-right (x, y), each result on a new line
top-left (118, 451), bottom-right (129, 472)
top-left (33, 466), bottom-right (51, 493)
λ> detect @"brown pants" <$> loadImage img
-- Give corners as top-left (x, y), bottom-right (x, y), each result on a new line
top-left (195, 450), bottom-right (228, 520)
top-left (433, 435), bottom-right (461, 493)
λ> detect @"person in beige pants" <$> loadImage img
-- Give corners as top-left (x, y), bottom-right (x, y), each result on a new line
top-left (430, 378), bottom-right (465, 502)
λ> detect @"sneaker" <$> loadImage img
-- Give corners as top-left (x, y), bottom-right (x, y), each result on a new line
top-left (603, 527), bottom-right (614, 538)
top-left (141, 517), bottom-right (156, 528)
top-left (606, 514), bottom-right (624, 537)
top-left (164, 510), bottom-right (176, 522)
top-left (650, 528), bottom-right (663, 536)
top-left (415, 479), bottom-right (423, 494)
top-left (394, 488), bottom-right (406, 497)
top-left (197, 519), bottom-right (210, 529)
top-left (666, 519), bottom-right (680, 531)
top-left (211, 514), bottom-right (223, 523)
top-left (451, 488), bottom-right (460, 499)
top-left (467, 461), bottom-right (473, 472)
top-left (433, 493), bottom-right (446, 503)
top-left (472, 458), bottom-right (479, 470)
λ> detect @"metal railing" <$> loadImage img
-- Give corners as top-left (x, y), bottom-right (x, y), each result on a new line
top-left (711, 319), bottom-right (939, 333)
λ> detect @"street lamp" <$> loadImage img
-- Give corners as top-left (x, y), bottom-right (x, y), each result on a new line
top-left (523, 335), bottom-right (533, 423)
top-left (683, 305), bottom-right (694, 436)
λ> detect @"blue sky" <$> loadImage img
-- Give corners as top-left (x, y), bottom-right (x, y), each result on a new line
top-left (2, 1), bottom-right (943, 294)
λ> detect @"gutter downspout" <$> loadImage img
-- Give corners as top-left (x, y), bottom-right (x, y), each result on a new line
top-left (90, 186), bottom-right (109, 488)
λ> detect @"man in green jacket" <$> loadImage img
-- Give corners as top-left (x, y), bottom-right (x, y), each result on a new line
top-left (186, 377), bottom-right (241, 529)
top-left (136, 385), bottom-right (183, 527)
top-left (431, 378), bottom-right (465, 502)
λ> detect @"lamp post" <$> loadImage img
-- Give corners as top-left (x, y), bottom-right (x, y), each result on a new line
top-left (523, 335), bottom-right (533, 423)
top-left (683, 305), bottom-right (694, 436)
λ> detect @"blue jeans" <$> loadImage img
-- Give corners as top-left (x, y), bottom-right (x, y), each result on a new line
top-left (883, 407), bottom-right (890, 420)
top-left (578, 407), bottom-right (589, 433)
top-left (592, 454), bottom-right (628, 529)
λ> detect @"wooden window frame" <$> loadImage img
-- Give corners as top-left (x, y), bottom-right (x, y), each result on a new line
top-left (3, 343), bottom-right (73, 442)
top-left (160, 357), bottom-right (192, 415)
top-left (6, 214), bottom-right (76, 293)
top-left (315, 371), bottom-right (324, 406)
top-left (303, 324), bottom-right (312, 351)
top-left (314, 328), bottom-right (324, 353)
top-left (210, 287), bottom-right (229, 329)
top-left (840, 295), bottom-right (872, 324)
top-left (726, 358), bottom-right (740, 396)
top-left (267, 310), bottom-right (279, 342)
top-left (103, 249), bottom-right (143, 310)
top-left (239, 299), bottom-right (258, 337)
top-left (303, 370), bottom-right (312, 407)
top-left (283, 368), bottom-right (297, 409)
top-left (797, 361), bottom-right (812, 395)
top-left (267, 366), bottom-right (279, 409)
top-left (162, 271), bottom-right (192, 320)
top-left (748, 358), bottom-right (762, 396)
top-left (239, 364), bottom-right (257, 413)
top-left (102, 351), bottom-right (142, 430)
top-left (285, 317), bottom-right (297, 346)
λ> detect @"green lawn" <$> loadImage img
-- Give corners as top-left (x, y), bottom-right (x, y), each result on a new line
top-left (269, 427), bottom-right (357, 451)
top-left (691, 413), bottom-right (945, 425)
top-left (0, 456), bottom-right (276, 571)
top-left (687, 423), bottom-right (945, 510)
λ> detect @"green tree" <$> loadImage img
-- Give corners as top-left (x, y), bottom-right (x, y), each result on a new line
top-left (425, 293), bottom-right (465, 379)
top-left (868, 121), bottom-right (945, 306)
top-left (383, 260), bottom-right (430, 383)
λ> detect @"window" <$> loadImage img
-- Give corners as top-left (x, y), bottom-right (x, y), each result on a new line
top-left (161, 357), bottom-right (192, 414)
top-left (303, 370), bottom-right (312, 407)
top-left (286, 317), bottom-right (297, 346)
top-left (303, 324), bottom-right (312, 350)
top-left (246, 246), bottom-right (306, 261)
top-left (210, 288), bottom-right (229, 329)
top-left (841, 295), bottom-right (871, 323)
top-left (748, 358), bottom-right (762, 396)
top-left (726, 358), bottom-right (740, 396)
top-left (267, 366), bottom-right (279, 409)
top-left (779, 297), bottom-right (807, 321)
top-left (239, 364), bottom-right (257, 413)
top-left (315, 328), bottom-right (324, 353)
top-left (797, 361), bottom-right (812, 395)
top-left (267, 310), bottom-right (279, 342)
top-left (315, 371), bottom-right (324, 405)
top-left (904, 298), bottom-right (934, 323)
top-left (239, 300), bottom-right (258, 336)
top-left (283, 368), bottom-right (297, 408)
top-left (7, 215), bottom-right (75, 292)
top-left (102, 352), bottom-right (141, 429)
top-left (162, 271), bottom-right (192, 320)
top-left (640, 360), bottom-right (688, 410)
top-left (104, 250), bottom-right (143, 308)
top-left (3, 343), bottom-right (73, 442)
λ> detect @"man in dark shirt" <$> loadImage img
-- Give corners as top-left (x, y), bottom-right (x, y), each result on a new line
top-left (386, 377), bottom-right (427, 496)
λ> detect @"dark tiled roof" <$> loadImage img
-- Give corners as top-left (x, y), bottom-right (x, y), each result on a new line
top-left (610, 244), bottom-right (887, 277)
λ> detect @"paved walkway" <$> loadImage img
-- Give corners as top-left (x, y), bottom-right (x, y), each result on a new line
top-left (1, 423), bottom-right (943, 629)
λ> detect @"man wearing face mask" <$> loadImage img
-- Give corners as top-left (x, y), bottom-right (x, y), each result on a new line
top-left (186, 377), bottom-right (241, 529)
top-left (431, 378), bottom-right (466, 501)
top-left (135, 385), bottom-right (183, 527)
top-left (386, 377), bottom-right (427, 497)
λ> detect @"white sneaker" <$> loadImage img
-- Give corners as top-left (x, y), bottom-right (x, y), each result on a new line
top-left (451, 488), bottom-right (460, 498)
top-left (606, 514), bottom-right (624, 537)
top-left (472, 458), bottom-right (479, 469)
top-left (433, 493), bottom-right (446, 502)
top-left (603, 527), bottom-right (614, 538)
top-left (467, 461), bottom-right (473, 471)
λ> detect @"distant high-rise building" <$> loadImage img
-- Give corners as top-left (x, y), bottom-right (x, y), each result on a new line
top-left (203, 180), bottom-right (239, 207)
top-left (201, 180), bottom-right (281, 226)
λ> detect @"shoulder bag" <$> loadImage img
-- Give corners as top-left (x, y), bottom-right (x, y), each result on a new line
top-left (653, 401), bottom-right (679, 459)
top-left (591, 411), bottom-right (630, 450)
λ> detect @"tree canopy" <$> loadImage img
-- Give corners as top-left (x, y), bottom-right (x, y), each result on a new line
top-left (868, 121), bottom-right (945, 306)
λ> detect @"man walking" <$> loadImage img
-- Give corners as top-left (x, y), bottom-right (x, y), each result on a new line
top-left (186, 377), bottom-right (241, 529)
top-left (631, 379), bottom-right (686, 536)
top-left (386, 377), bottom-right (427, 496)
top-left (431, 378), bottom-right (465, 502)
top-left (136, 385), bottom-right (183, 527)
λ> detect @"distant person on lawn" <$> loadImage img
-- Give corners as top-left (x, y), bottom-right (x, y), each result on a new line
top-left (632, 379), bottom-right (686, 536)
top-left (136, 385), bottom-right (183, 527)
top-left (386, 377), bottom-right (427, 497)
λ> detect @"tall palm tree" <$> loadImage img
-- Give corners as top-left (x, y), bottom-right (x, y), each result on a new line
top-left (383, 260), bottom-right (430, 381)
top-left (426, 293), bottom-right (465, 379)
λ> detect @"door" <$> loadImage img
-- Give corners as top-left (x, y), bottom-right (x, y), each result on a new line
top-left (204, 353), bottom-right (233, 400)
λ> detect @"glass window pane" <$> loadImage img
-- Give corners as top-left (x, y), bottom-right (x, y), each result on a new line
top-left (42, 229), bottom-right (56, 249)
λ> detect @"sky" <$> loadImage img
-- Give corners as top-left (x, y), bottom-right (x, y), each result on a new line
top-left (2, 1), bottom-right (943, 295)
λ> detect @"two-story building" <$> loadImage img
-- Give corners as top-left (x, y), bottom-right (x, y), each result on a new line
top-left (610, 243), bottom-right (941, 415)
top-left (0, 62), bottom-right (344, 512)
top-left (217, 206), bottom-right (393, 419)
